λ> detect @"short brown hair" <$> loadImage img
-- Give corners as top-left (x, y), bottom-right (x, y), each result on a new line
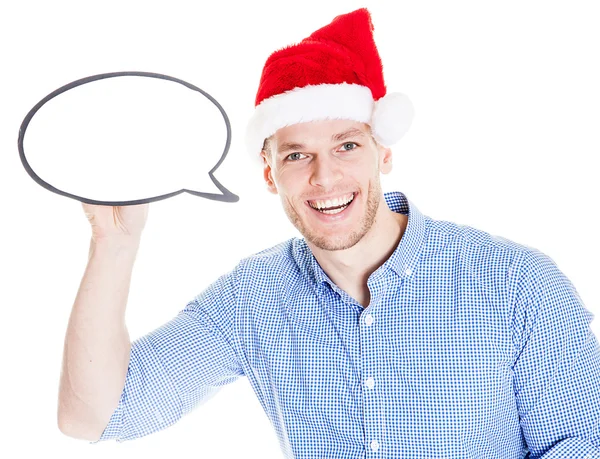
top-left (261, 136), bottom-right (274, 162)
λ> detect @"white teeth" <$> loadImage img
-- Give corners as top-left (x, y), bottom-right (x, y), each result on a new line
top-left (309, 193), bottom-right (354, 210)
top-left (321, 207), bottom-right (346, 215)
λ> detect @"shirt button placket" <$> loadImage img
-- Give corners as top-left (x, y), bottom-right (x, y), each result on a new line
top-left (363, 310), bottom-right (381, 455)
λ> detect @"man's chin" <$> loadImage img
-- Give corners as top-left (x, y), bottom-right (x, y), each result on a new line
top-left (304, 231), bottom-right (364, 252)
top-left (285, 204), bottom-right (368, 251)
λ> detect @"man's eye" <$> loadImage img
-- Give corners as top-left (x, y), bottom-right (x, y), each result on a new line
top-left (341, 142), bottom-right (358, 151)
top-left (286, 152), bottom-right (306, 161)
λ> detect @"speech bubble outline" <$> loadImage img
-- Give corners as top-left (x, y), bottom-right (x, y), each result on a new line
top-left (18, 71), bottom-right (239, 206)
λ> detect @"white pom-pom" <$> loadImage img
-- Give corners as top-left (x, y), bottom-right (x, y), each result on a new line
top-left (371, 92), bottom-right (415, 146)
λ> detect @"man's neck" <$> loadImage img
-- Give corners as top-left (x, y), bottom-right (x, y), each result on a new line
top-left (307, 206), bottom-right (408, 307)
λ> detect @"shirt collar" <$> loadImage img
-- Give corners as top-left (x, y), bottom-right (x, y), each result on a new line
top-left (294, 191), bottom-right (427, 287)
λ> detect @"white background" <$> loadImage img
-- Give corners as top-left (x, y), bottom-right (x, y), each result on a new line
top-left (0, 0), bottom-right (598, 457)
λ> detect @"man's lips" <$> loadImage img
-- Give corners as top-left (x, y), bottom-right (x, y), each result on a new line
top-left (306, 192), bottom-right (356, 215)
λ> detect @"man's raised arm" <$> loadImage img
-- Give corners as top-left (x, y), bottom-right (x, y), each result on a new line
top-left (57, 203), bottom-right (148, 441)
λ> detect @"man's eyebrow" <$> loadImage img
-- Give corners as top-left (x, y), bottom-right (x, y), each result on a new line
top-left (331, 128), bottom-right (366, 142)
top-left (276, 128), bottom-right (366, 155)
top-left (277, 142), bottom-right (306, 155)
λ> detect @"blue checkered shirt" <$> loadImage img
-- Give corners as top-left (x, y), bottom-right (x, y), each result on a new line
top-left (92, 191), bottom-right (600, 458)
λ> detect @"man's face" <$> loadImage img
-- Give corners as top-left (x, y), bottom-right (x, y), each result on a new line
top-left (261, 119), bottom-right (393, 251)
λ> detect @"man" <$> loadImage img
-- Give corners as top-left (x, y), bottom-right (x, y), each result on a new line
top-left (58, 8), bottom-right (600, 458)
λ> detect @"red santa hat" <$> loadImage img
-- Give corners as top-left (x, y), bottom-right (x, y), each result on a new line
top-left (245, 8), bottom-right (414, 160)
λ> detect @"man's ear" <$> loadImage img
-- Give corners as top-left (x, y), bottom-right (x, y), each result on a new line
top-left (379, 145), bottom-right (393, 174)
top-left (261, 150), bottom-right (278, 194)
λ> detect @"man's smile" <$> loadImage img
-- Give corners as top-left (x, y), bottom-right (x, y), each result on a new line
top-left (306, 192), bottom-right (356, 215)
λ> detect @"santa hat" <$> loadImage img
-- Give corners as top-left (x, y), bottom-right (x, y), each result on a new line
top-left (245, 8), bottom-right (414, 160)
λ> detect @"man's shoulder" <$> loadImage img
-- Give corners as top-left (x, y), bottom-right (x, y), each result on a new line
top-left (243, 237), bottom-right (299, 262)
top-left (234, 237), bottom-right (307, 279)
top-left (423, 215), bottom-right (550, 268)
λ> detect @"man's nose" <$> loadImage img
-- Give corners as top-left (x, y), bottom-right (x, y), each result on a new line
top-left (308, 154), bottom-right (343, 188)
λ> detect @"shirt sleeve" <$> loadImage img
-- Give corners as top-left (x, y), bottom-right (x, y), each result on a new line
top-left (511, 249), bottom-right (600, 458)
top-left (89, 270), bottom-right (244, 443)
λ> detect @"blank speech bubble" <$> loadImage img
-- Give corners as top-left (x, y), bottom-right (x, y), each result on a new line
top-left (18, 71), bottom-right (238, 206)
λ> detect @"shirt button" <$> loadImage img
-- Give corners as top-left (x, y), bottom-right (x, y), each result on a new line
top-left (405, 266), bottom-right (412, 276)
top-left (370, 439), bottom-right (380, 452)
top-left (365, 377), bottom-right (375, 389)
top-left (365, 314), bottom-right (374, 326)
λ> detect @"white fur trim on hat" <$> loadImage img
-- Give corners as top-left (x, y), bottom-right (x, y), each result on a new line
top-left (371, 92), bottom-right (415, 146)
top-left (245, 83), bottom-right (414, 161)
